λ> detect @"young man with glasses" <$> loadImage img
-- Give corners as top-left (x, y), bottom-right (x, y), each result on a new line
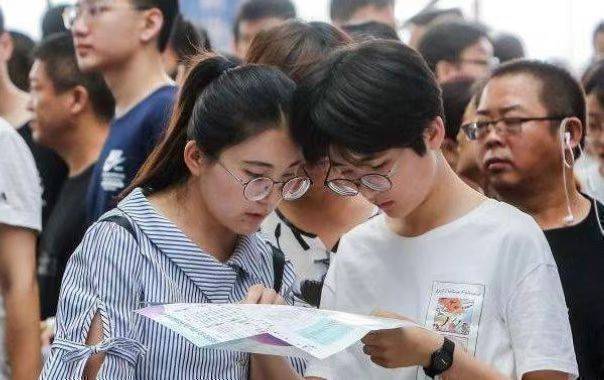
top-left (63, 0), bottom-right (178, 222)
top-left (286, 40), bottom-right (577, 380)
top-left (417, 20), bottom-right (497, 83)
top-left (470, 59), bottom-right (604, 379)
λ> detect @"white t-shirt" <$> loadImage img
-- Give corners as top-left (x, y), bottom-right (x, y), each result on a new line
top-left (0, 118), bottom-right (42, 231)
top-left (306, 200), bottom-right (578, 380)
top-left (575, 154), bottom-right (604, 203)
top-left (0, 118), bottom-right (41, 380)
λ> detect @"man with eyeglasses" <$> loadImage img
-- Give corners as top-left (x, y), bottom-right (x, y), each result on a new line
top-left (470, 59), bottom-right (604, 379)
top-left (285, 40), bottom-right (577, 380)
top-left (417, 20), bottom-right (497, 83)
top-left (63, 0), bottom-right (178, 222)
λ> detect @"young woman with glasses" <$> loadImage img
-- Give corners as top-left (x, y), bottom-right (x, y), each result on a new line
top-left (40, 54), bottom-right (311, 380)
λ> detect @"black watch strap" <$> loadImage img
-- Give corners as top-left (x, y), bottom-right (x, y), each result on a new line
top-left (423, 337), bottom-right (455, 378)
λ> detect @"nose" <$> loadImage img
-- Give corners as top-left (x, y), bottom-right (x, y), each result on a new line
top-left (482, 122), bottom-right (506, 151)
top-left (26, 97), bottom-right (34, 113)
top-left (71, 13), bottom-right (90, 38)
top-left (358, 185), bottom-right (379, 203)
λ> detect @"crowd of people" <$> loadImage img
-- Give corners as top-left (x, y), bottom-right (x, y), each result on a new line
top-left (0, 0), bottom-right (603, 379)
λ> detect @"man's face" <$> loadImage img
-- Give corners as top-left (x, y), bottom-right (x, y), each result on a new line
top-left (71, 0), bottom-right (150, 72)
top-left (475, 74), bottom-right (563, 195)
top-left (27, 60), bottom-right (74, 149)
top-left (586, 92), bottom-right (604, 169)
top-left (235, 17), bottom-right (286, 59)
top-left (327, 145), bottom-right (438, 219)
top-left (594, 31), bottom-right (604, 60)
top-left (341, 4), bottom-right (396, 29)
top-left (437, 37), bottom-right (495, 83)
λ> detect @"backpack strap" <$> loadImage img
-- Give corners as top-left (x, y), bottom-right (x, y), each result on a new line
top-left (270, 244), bottom-right (286, 293)
top-left (101, 214), bottom-right (137, 243)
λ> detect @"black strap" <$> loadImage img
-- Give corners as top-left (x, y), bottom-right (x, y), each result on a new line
top-left (270, 244), bottom-right (286, 293)
top-left (102, 214), bottom-right (138, 242)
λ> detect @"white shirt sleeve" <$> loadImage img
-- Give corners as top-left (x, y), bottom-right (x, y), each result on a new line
top-left (0, 121), bottom-right (42, 232)
top-left (503, 224), bottom-right (578, 379)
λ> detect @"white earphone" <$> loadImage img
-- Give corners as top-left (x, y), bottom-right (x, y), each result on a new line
top-left (560, 119), bottom-right (575, 225)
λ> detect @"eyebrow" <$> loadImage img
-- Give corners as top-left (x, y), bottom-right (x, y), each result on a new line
top-left (476, 104), bottom-right (526, 116)
top-left (242, 160), bottom-right (302, 169)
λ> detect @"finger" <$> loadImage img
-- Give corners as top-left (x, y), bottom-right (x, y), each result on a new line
top-left (362, 344), bottom-right (380, 357)
top-left (244, 284), bottom-right (265, 304)
top-left (369, 355), bottom-right (389, 368)
top-left (259, 289), bottom-right (278, 305)
top-left (274, 294), bottom-right (286, 305)
top-left (361, 331), bottom-right (380, 345)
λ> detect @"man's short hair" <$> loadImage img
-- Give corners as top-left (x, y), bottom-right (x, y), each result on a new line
top-left (8, 31), bottom-right (35, 91)
top-left (330, 0), bottom-right (394, 24)
top-left (233, 0), bottom-right (296, 42)
top-left (441, 77), bottom-right (475, 140)
top-left (487, 59), bottom-right (586, 158)
top-left (492, 33), bottom-right (525, 63)
top-left (35, 33), bottom-right (115, 122)
top-left (41, 5), bottom-right (69, 37)
top-left (291, 39), bottom-right (443, 163)
top-left (132, 0), bottom-right (179, 52)
top-left (406, 7), bottom-right (463, 27)
top-left (417, 20), bottom-right (489, 73)
top-left (583, 60), bottom-right (604, 108)
top-left (341, 21), bottom-right (400, 42)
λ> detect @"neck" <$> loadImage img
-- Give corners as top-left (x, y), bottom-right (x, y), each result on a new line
top-left (57, 114), bottom-right (109, 177)
top-left (102, 49), bottom-right (171, 117)
top-left (0, 71), bottom-right (30, 127)
top-left (498, 167), bottom-right (590, 230)
top-left (155, 183), bottom-right (238, 263)
top-left (389, 154), bottom-right (486, 237)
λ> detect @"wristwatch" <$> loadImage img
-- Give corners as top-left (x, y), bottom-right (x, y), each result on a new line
top-left (423, 337), bottom-right (455, 378)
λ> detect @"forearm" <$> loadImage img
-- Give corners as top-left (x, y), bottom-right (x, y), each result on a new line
top-left (4, 278), bottom-right (41, 380)
top-left (250, 354), bottom-right (306, 380)
top-left (439, 348), bottom-right (507, 380)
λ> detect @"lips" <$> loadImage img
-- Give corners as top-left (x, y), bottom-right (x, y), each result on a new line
top-left (484, 157), bottom-right (513, 172)
top-left (377, 200), bottom-right (394, 210)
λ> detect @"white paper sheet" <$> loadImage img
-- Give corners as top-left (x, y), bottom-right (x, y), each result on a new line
top-left (136, 303), bottom-right (417, 359)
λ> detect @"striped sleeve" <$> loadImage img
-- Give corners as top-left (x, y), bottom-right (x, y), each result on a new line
top-left (280, 260), bottom-right (309, 375)
top-left (40, 220), bottom-right (146, 379)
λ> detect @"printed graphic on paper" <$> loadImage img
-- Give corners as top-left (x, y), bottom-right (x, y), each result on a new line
top-left (417, 281), bottom-right (484, 380)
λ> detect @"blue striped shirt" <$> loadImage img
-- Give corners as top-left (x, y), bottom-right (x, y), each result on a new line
top-left (41, 188), bottom-right (306, 379)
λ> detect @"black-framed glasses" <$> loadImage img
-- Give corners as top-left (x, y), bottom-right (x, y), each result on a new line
top-left (323, 162), bottom-right (398, 197)
top-left (62, 0), bottom-right (149, 30)
top-left (219, 162), bottom-right (312, 202)
top-left (461, 116), bottom-right (569, 141)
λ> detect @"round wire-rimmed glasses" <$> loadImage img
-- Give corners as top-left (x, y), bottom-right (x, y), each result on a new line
top-left (323, 163), bottom-right (398, 197)
top-left (219, 162), bottom-right (312, 201)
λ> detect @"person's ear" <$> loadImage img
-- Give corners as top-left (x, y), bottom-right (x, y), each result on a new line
top-left (139, 8), bottom-right (164, 46)
top-left (0, 32), bottom-right (14, 62)
top-left (68, 85), bottom-right (89, 116)
top-left (425, 117), bottom-right (446, 151)
top-left (435, 60), bottom-right (459, 83)
top-left (183, 140), bottom-right (207, 177)
top-left (560, 117), bottom-right (583, 151)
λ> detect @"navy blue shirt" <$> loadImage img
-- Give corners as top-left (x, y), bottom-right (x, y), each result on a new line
top-left (87, 85), bottom-right (176, 222)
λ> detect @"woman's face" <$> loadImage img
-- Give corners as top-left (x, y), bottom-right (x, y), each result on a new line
top-left (197, 128), bottom-right (304, 235)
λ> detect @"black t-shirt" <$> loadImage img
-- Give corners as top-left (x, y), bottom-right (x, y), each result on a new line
top-left (37, 165), bottom-right (94, 319)
top-left (544, 198), bottom-right (604, 380)
top-left (17, 122), bottom-right (68, 226)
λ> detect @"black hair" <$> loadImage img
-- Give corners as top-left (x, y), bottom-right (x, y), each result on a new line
top-left (341, 21), bottom-right (400, 42)
top-left (125, 53), bottom-right (296, 195)
top-left (168, 15), bottom-right (210, 64)
top-left (131, 0), bottom-right (179, 52)
top-left (233, 0), bottom-right (296, 42)
top-left (330, 0), bottom-right (394, 24)
top-left (8, 31), bottom-right (35, 91)
top-left (593, 22), bottom-right (604, 45)
top-left (246, 20), bottom-right (352, 82)
top-left (35, 33), bottom-right (115, 122)
top-left (41, 5), bottom-right (69, 37)
top-left (441, 77), bottom-right (475, 140)
top-left (407, 7), bottom-right (463, 27)
top-left (417, 20), bottom-right (489, 73)
top-left (583, 60), bottom-right (604, 108)
top-left (292, 39), bottom-right (443, 163)
top-left (492, 33), bottom-right (525, 63)
top-left (487, 59), bottom-right (586, 158)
